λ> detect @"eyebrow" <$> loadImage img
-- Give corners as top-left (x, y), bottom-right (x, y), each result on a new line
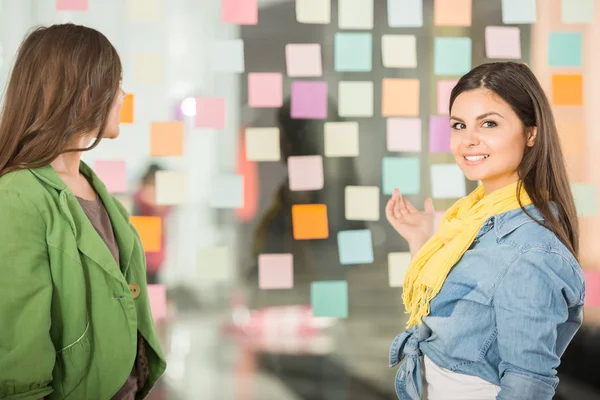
top-left (450, 112), bottom-right (505, 122)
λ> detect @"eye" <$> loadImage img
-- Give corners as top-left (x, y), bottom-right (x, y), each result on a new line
top-left (482, 120), bottom-right (497, 128)
top-left (451, 122), bottom-right (465, 130)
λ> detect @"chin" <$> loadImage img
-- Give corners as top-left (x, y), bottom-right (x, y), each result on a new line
top-left (103, 130), bottom-right (120, 140)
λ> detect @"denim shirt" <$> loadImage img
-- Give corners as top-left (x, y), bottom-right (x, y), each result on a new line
top-left (389, 205), bottom-right (585, 400)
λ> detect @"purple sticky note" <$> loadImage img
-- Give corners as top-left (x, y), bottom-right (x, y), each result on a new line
top-left (259, 253), bottom-right (294, 289)
top-left (56, 0), bottom-right (88, 11)
top-left (94, 160), bottom-right (127, 193)
top-left (585, 270), bottom-right (600, 306)
top-left (147, 284), bottom-right (167, 320)
top-left (288, 155), bottom-right (324, 191)
top-left (429, 116), bottom-right (452, 153)
top-left (437, 80), bottom-right (458, 115)
top-left (290, 81), bottom-right (328, 120)
top-left (387, 118), bottom-right (421, 152)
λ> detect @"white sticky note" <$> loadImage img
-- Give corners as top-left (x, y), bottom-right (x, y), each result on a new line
top-left (382, 35), bottom-right (417, 68)
top-left (388, 252), bottom-right (411, 287)
top-left (288, 156), bottom-right (324, 191)
top-left (285, 44), bottom-right (322, 77)
top-left (324, 122), bottom-right (359, 157)
top-left (431, 164), bottom-right (466, 199)
top-left (245, 127), bottom-right (280, 161)
top-left (387, 0), bottom-right (423, 27)
top-left (198, 246), bottom-right (233, 281)
top-left (155, 171), bottom-right (189, 205)
top-left (338, 81), bottom-right (374, 118)
top-left (501, 0), bottom-right (536, 24)
top-left (339, 0), bottom-right (374, 29)
top-left (345, 186), bottom-right (380, 221)
top-left (209, 174), bottom-right (244, 208)
top-left (127, 0), bottom-right (161, 22)
top-left (562, 0), bottom-right (594, 24)
top-left (485, 26), bottom-right (521, 59)
top-left (133, 53), bottom-right (165, 85)
top-left (296, 0), bottom-right (331, 24)
top-left (211, 39), bottom-right (245, 73)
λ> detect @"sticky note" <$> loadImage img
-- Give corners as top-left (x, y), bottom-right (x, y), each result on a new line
top-left (311, 281), bottom-right (348, 318)
top-left (290, 81), bottom-right (328, 120)
top-left (288, 155), bottom-right (324, 191)
top-left (434, 211), bottom-right (445, 232)
top-left (431, 164), bottom-right (466, 199)
top-left (155, 170), bottom-right (189, 205)
top-left (292, 204), bottom-right (329, 240)
top-left (437, 80), bottom-right (458, 115)
top-left (571, 183), bottom-right (598, 217)
top-left (56, 0), bottom-right (87, 11)
top-left (296, 0), bottom-right (331, 23)
top-left (221, 0), bottom-right (258, 25)
top-left (94, 160), bottom-right (127, 193)
top-left (338, 229), bottom-right (374, 264)
top-left (485, 27), bottom-right (521, 59)
top-left (562, 0), bottom-right (594, 24)
top-left (548, 32), bottom-right (582, 67)
top-left (338, 81), bottom-right (374, 117)
top-left (388, 252), bottom-right (411, 287)
top-left (127, 0), bottom-right (161, 22)
top-left (434, 0), bottom-right (472, 26)
top-left (382, 35), bottom-right (417, 68)
top-left (584, 270), bottom-right (600, 306)
top-left (211, 39), bottom-right (245, 73)
top-left (248, 73), bottom-right (283, 108)
top-left (334, 33), bottom-right (372, 72)
top-left (120, 94), bottom-right (134, 124)
top-left (501, 0), bottom-right (536, 24)
top-left (130, 216), bottom-right (161, 252)
top-left (382, 79), bottom-right (420, 117)
top-left (133, 53), bottom-right (165, 85)
top-left (552, 74), bottom-right (583, 106)
top-left (345, 186), bottom-right (379, 221)
top-left (150, 121), bottom-right (184, 157)
top-left (387, 0), bottom-right (423, 27)
top-left (209, 174), bottom-right (244, 209)
top-left (338, 0), bottom-right (373, 29)
top-left (324, 122), bottom-right (359, 157)
top-left (258, 253), bottom-right (294, 289)
top-left (387, 118), bottom-right (422, 152)
top-left (198, 246), bottom-right (233, 281)
top-left (245, 127), bottom-right (280, 161)
top-left (434, 38), bottom-right (472, 76)
top-left (196, 97), bottom-right (226, 129)
top-left (147, 284), bottom-right (167, 320)
top-left (286, 44), bottom-right (322, 77)
top-left (382, 157), bottom-right (420, 195)
top-left (429, 116), bottom-right (452, 153)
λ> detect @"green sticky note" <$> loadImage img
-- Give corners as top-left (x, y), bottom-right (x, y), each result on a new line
top-left (561, 0), bottom-right (594, 24)
top-left (572, 183), bottom-right (598, 217)
top-left (548, 32), bottom-right (582, 67)
top-left (434, 37), bottom-right (472, 76)
top-left (311, 280), bottom-right (348, 318)
top-left (334, 32), bottom-right (372, 72)
top-left (382, 157), bottom-right (420, 195)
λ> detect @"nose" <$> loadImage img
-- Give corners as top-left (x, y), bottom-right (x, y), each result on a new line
top-left (460, 128), bottom-right (480, 147)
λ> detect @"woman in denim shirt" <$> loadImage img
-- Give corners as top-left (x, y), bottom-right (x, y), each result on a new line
top-left (386, 62), bottom-right (585, 399)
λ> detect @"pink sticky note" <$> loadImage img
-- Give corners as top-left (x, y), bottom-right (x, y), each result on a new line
top-left (585, 270), bottom-right (600, 306)
top-left (147, 284), bottom-right (167, 320)
top-left (94, 160), bottom-right (127, 193)
top-left (429, 116), bottom-right (451, 153)
top-left (387, 118), bottom-right (422, 152)
top-left (290, 81), bottom-right (328, 120)
top-left (433, 211), bottom-right (445, 232)
top-left (437, 80), bottom-right (458, 115)
top-left (221, 0), bottom-right (258, 25)
top-left (248, 73), bottom-right (283, 108)
top-left (196, 97), bottom-right (225, 129)
top-left (56, 0), bottom-right (88, 10)
top-left (485, 26), bottom-right (521, 60)
top-left (286, 44), bottom-right (323, 77)
top-left (259, 253), bottom-right (294, 289)
top-left (288, 155), bottom-right (324, 191)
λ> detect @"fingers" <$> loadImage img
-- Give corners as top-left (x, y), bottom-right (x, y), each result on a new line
top-left (403, 197), bottom-right (418, 214)
top-left (385, 197), bottom-right (395, 221)
top-left (424, 197), bottom-right (435, 214)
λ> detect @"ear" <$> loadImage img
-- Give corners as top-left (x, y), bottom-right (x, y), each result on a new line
top-left (526, 127), bottom-right (537, 147)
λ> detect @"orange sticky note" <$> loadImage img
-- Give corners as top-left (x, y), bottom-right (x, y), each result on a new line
top-left (382, 79), bottom-right (420, 117)
top-left (292, 204), bottom-right (329, 240)
top-left (120, 94), bottom-right (134, 124)
top-left (434, 0), bottom-right (472, 26)
top-left (556, 118), bottom-right (584, 156)
top-left (130, 216), bottom-right (161, 252)
top-left (552, 74), bottom-right (583, 106)
top-left (150, 121), bottom-right (184, 157)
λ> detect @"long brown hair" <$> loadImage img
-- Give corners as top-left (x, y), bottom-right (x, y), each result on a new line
top-left (0, 23), bottom-right (122, 177)
top-left (449, 62), bottom-right (579, 259)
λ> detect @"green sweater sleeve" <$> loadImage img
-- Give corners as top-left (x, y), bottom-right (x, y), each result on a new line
top-left (0, 191), bottom-right (54, 400)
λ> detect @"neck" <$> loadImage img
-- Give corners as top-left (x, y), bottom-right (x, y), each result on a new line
top-left (50, 136), bottom-right (93, 179)
top-left (482, 175), bottom-right (520, 196)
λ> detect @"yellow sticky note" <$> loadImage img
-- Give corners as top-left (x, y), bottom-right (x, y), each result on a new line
top-left (133, 53), bottom-right (165, 85)
top-left (434, 0), bottom-right (472, 26)
top-left (245, 127), bottom-right (281, 161)
top-left (130, 216), bottom-right (161, 252)
top-left (150, 121), bottom-right (184, 157)
top-left (552, 74), bottom-right (583, 106)
top-left (120, 94), bottom-right (134, 124)
top-left (128, 0), bottom-right (161, 22)
top-left (324, 122), bottom-right (359, 157)
top-left (345, 186), bottom-right (379, 221)
top-left (388, 252), bottom-right (411, 287)
top-left (382, 79), bottom-right (420, 117)
top-left (155, 170), bottom-right (189, 205)
top-left (198, 246), bottom-right (233, 281)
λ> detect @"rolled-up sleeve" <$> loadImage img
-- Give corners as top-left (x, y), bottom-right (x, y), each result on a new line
top-left (494, 248), bottom-right (583, 400)
top-left (0, 191), bottom-right (55, 400)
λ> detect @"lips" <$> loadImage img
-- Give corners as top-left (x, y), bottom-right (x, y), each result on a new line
top-left (463, 154), bottom-right (489, 161)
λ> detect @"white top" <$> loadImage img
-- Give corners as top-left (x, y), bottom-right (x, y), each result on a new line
top-left (423, 355), bottom-right (501, 400)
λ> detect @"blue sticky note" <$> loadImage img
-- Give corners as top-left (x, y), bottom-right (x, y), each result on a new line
top-left (209, 174), bottom-right (244, 208)
top-left (311, 280), bottom-right (348, 318)
top-left (502, 0), bottom-right (536, 24)
top-left (335, 33), bottom-right (372, 72)
top-left (382, 157), bottom-right (420, 195)
top-left (434, 37), bottom-right (472, 76)
top-left (562, 0), bottom-right (594, 24)
top-left (387, 0), bottom-right (423, 27)
top-left (337, 229), bottom-right (374, 265)
top-left (548, 32), bottom-right (582, 67)
top-left (571, 183), bottom-right (598, 217)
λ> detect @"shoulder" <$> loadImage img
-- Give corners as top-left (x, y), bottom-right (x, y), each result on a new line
top-left (0, 169), bottom-right (48, 217)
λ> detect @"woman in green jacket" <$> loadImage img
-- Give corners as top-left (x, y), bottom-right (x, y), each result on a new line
top-left (0, 24), bottom-right (166, 399)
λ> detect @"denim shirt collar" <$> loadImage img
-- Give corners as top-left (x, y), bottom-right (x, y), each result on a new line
top-left (492, 202), bottom-right (558, 239)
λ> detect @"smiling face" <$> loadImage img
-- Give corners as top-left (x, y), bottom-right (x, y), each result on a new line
top-left (449, 88), bottom-right (536, 194)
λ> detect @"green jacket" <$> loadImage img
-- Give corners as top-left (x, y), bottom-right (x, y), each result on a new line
top-left (0, 162), bottom-right (166, 400)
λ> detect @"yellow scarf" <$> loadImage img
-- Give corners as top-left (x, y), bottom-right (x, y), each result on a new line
top-left (402, 181), bottom-right (532, 328)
